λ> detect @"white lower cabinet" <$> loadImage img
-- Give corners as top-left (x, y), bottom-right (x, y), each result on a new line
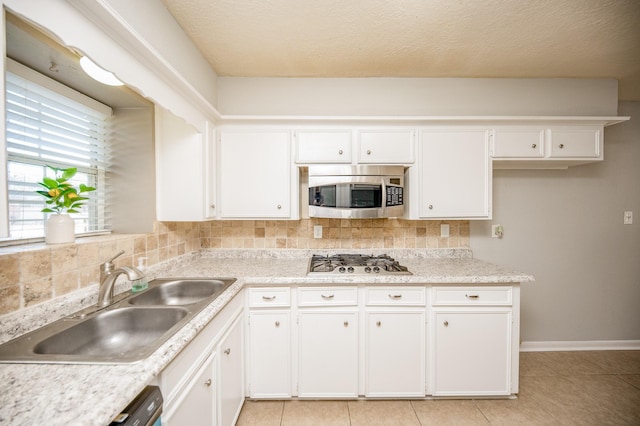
top-left (430, 285), bottom-right (516, 396)
top-left (163, 352), bottom-right (216, 426)
top-left (365, 311), bottom-right (425, 397)
top-left (431, 309), bottom-right (512, 396)
top-left (245, 283), bottom-right (519, 400)
top-left (297, 310), bottom-right (359, 397)
top-left (160, 293), bottom-right (244, 426)
top-left (218, 314), bottom-right (244, 426)
top-left (248, 310), bottom-right (292, 398)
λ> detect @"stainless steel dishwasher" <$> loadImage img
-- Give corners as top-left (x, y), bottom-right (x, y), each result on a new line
top-left (109, 386), bottom-right (163, 426)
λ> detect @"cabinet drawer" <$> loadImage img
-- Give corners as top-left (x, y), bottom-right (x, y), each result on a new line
top-left (492, 128), bottom-right (545, 158)
top-left (365, 287), bottom-right (425, 306)
top-left (548, 127), bottom-right (601, 158)
top-left (248, 287), bottom-right (291, 307)
top-left (432, 286), bottom-right (512, 306)
top-left (298, 287), bottom-right (358, 306)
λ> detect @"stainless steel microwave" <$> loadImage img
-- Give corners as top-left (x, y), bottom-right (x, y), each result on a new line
top-left (308, 165), bottom-right (405, 219)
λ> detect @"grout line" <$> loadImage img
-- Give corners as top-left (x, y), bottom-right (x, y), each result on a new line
top-left (472, 399), bottom-right (494, 425)
top-left (409, 400), bottom-right (425, 425)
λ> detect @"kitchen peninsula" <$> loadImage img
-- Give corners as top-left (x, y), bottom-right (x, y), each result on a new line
top-left (0, 248), bottom-right (533, 426)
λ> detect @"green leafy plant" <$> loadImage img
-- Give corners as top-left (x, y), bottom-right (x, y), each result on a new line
top-left (36, 166), bottom-right (96, 214)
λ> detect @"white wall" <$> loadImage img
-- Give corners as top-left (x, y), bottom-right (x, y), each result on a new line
top-left (218, 77), bottom-right (619, 116)
top-left (470, 101), bottom-right (640, 347)
top-left (109, 107), bottom-right (156, 233)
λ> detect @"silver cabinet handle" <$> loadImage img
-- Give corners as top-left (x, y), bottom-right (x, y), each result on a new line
top-left (338, 149), bottom-right (343, 155)
top-left (204, 378), bottom-right (212, 387)
top-left (224, 348), bottom-right (231, 355)
top-left (321, 294), bottom-right (335, 299)
top-left (262, 295), bottom-right (276, 300)
top-left (559, 143), bottom-right (565, 149)
top-left (366, 150), bottom-right (371, 155)
top-left (275, 321), bottom-right (280, 327)
top-left (210, 204), bottom-right (216, 209)
top-left (443, 321), bottom-right (449, 327)
top-left (376, 321), bottom-right (382, 327)
top-left (531, 143), bottom-right (537, 149)
top-left (344, 321), bottom-right (349, 327)
top-left (388, 294), bottom-right (402, 299)
top-left (465, 294), bottom-right (480, 299)
top-left (428, 204), bottom-right (434, 210)
top-left (277, 204), bottom-right (282, 209)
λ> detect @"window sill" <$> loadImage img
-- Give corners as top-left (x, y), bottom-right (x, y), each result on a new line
top-left (0, 231), bottom-right (151, 255)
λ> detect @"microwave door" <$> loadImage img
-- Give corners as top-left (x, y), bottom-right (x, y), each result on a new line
top-left (335, 184), bottom-right (351, 208)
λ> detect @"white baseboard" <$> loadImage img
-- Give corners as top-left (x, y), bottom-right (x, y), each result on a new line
top-left (520, 340), bottom-right (640, 352)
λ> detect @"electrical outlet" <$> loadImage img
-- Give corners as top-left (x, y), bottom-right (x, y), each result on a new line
top-left (440, 224), bottom-right (450, 237)
top-left (491, 224), bottom-right (504, 238)
top-left (313, 225), bottom-right (323, 238)
top-left (624, 211), bottom-right (633, 225)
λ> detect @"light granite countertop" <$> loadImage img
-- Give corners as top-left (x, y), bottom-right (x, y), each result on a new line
top-left (0, 249), bottom-right (533, 426)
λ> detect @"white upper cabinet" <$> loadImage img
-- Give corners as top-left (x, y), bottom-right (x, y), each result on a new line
top-left (295, 128), bottom-right (414, 165)
top-left (492, 127), bottom-right (545, 158)
top-left (219, 129), bottom-right (293, 219)
top-left (492, 125), bottom-right (604, 169)
top-left (295, 130), bottom-right (352, 163)
top-left (156, 107), bottom-right (215, 221)
top-left (418, 128), bottom-right (492, 219)
top-left (357, 129), bottom-right (415, 164)
top-left (548, 126), bottom-right (601, 158)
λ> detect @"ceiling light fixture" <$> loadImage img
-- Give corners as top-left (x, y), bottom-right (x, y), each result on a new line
top-left (79, 56), bottom-right (124, 86)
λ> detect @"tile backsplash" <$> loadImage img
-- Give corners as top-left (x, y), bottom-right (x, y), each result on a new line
top-left (0, 219), bottom-right (468, 315)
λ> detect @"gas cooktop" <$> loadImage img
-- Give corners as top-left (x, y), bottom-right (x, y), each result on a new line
top-left (307, 254), bottom-right (412, 275)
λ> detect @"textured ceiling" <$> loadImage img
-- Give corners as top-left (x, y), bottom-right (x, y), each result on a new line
top-left (163, 0), bottom-right (640, 101)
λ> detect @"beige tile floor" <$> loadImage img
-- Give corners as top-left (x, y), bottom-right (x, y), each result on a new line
top-left (236, 350), bottom-right (640, 425)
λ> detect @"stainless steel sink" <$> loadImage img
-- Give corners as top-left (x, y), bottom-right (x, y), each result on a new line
top-left (128, 278), bottom-right (235, 306)
top-left (33, 307), bottom-right (188, 357)
top-left (0, 277), bottom-right (236, 364)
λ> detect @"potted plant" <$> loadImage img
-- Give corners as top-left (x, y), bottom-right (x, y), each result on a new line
top-left (36, 166), bottom-right (96, 244)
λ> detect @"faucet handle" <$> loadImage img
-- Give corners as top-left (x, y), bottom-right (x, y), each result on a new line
top-left (102, 250), bottom-right (125, 267)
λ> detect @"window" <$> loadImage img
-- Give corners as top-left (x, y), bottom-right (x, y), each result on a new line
top-left (3, 59), bottom-right (111, 240)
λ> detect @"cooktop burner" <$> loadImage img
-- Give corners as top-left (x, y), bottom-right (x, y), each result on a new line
top-left (308, 254), bottom-right (412, 275)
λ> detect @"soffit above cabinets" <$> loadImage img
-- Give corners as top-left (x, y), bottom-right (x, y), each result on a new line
top-left (163, 0), bottom-right (640, 101)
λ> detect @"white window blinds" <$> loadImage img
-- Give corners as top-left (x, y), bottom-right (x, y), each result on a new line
top-left (4, 60), bottom-right (112, 240)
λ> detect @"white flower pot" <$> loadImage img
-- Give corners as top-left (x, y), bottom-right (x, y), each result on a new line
top-left (45, 214), bottom-right (75, 244)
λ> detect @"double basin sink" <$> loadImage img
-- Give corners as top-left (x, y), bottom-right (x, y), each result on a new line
top-left (0, 278), bottom-right (236, 364)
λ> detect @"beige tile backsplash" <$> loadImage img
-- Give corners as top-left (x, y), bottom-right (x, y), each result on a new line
top-left (0, 219), bottom-right (468, 315)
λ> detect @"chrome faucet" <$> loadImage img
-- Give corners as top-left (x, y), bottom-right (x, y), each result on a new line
top-left (98, 250), bottom-right (145, 308)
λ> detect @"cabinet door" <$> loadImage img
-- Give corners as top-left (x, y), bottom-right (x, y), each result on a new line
top-left (219, 130), bottom-right (291, 218)
top-left (248, 311), bottom-right (292, 398)
top-left (204, 120), bottom-right (217, 218)
top-left (365, 311), bottom-right (425, 397)
top-left (163, 352), bottom-right (216, 426)
top-left (296, 130), bottom-right (352, 163)
top-left (358, 129), bottom-right (414, 163)
top-left (548, 126), bottom-right (602, 158)
top-left (298, 311), bottom-right (358, 397)
top-left (432, 310), bottom-right (512, 396)
top-left (156, 106), bottom-right (208, 221)
top-left (419, 128), bottom-right (491, 219)
top-left (492, 127), bottom-right (545, 158)
top-left (218, 315), bottom-right (244, 426)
